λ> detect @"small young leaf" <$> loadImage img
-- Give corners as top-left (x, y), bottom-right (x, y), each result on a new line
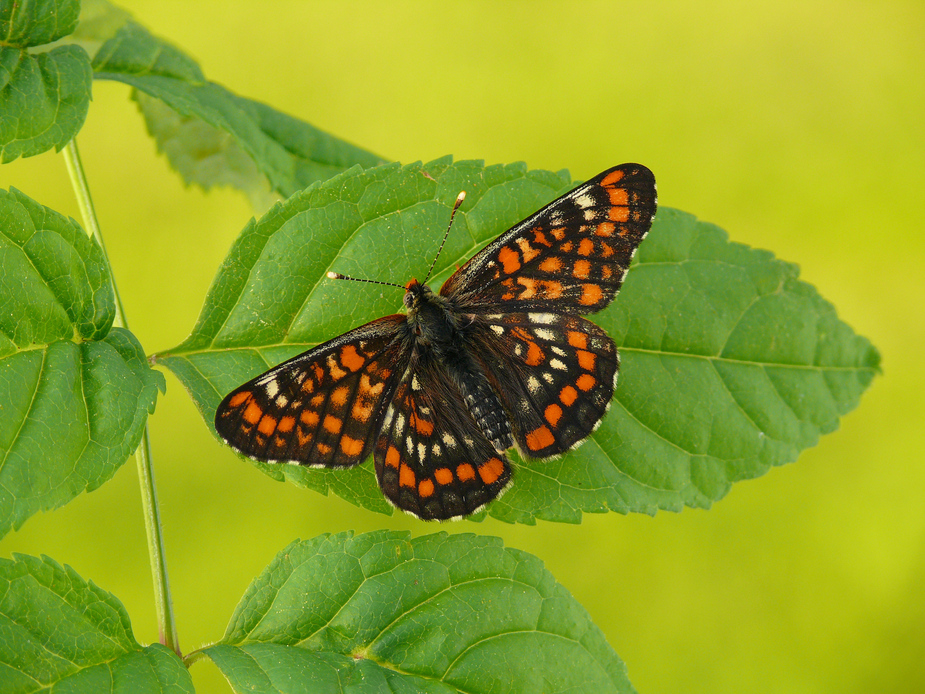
top-left (0, 553), bottom-right (193, 693)
top-left (84, 16), bottom-right (384, 199)
top-left (0, 188), bottom-right (165, 537)
top-left (204, 531), bottom-right (634, 694)
top-left (0, 0), bottom-right (91, 162)
top-left (157, 159), bottom-right (879, 524)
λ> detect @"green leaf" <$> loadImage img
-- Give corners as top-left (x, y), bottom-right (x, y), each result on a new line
top-left (0, 0), bottom-right (92, 162)
top-left (0, 553), bottom-right (193, 693)
top-left (85, 16), bottom-right (384, 200)
top-left (203, 531), bottom-right (634, 694)
top-left (0, 0), bottom-right (80, 48)
top-left (0, 188), bottom-right (165, 537)
top-left (157, 159), bottom-right (880, 524)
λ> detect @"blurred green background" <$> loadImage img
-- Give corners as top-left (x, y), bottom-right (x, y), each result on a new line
top-left (2, 1), bottom-right (923, 692)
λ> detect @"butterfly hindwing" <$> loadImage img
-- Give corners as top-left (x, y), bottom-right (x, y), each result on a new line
top-left (214, 315), bottom-right (409, 467)
top-left (469, 312), bottom-right (618, 458)
top-left (441, 164), bottom-right (656, 315)
top-left (374, 352), bottom-right (512, 520)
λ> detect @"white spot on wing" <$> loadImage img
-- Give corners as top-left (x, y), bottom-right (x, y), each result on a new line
top-left (574, 193), bottom-right (594, 209)
top-left (550, 359), bottom-right (567, 371)
top-left (275, 395), bottom-right (288, 408)
top-left (528, 312), bottom-right (556, 324)
top-left (534, 328), bottom-right (555, 341)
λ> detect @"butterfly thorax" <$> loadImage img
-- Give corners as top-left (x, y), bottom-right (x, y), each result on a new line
top-left (403, 279), bottom-right (514, 454)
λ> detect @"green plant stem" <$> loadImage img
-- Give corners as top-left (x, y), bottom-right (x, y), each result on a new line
top-left (63, 139), bottom-right (181, 657)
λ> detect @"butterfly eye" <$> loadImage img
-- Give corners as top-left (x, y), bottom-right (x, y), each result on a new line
top-left (403, 293), bottom-right (415, 309)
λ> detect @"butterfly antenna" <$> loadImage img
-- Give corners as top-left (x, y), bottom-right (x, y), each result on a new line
top-left (423, 191), bottom-right (466, 284)
top-left (325, 272), bottom-right (405, 290)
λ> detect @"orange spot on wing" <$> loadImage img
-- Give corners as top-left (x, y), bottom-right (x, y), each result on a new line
top-left (323, 415), bottom-right (342, 434)
top-left (516, 277), bottom-right (536, 299)
top-left (567, 331), bottom-right (588, 349)
top-left (578, 238), bottom-right (594, 256)
top-left (278, 415), bottom-right (296, 433)
top-left (316, 442), bottom-right (332, 455)
top-left (559, 385), bottom-right (578, 406)
top-left (410, 410), bottom-right (434, 435)
top-left (608, 205), bottom-right (630, 223)
top-left (478, 457), bottom-right (505, 485)
top-left (607, 186), bottom-right (629, 207)
top-left (418, 478), bottom-right (435, 498)
top-left (258, 415), bottom-right (277, 436)
top-left (243, 402), bottom-right (263, 425)
top-left (601, 170), bottom-right (625, 186)
top-left (385, 445), bottom-right (400, 468)
top-left (297, 427), bottom-right (312, 446)
top-left (498, 246), bottom-right (521, 274)
top-left (301, 377), bottom-right (315, 393)
top-left (340, 345), bottom-right (365, 372)
top-left (594, 222), bottom-right (616, 237)
top-left (576, 374), bottom-right (596, 391)
top-left (579, 283), bottom-right (603, 306)
top-left (539, 257), bottom-right (562, 273)
top-left (331, 386), bottom-right (349, 406)
top-left (456, 463), bottom-right (476, 482)
top-left (512, 327), bottom-right (544, 367)
top-left (434, 468), bottom-right (453, 485)
top-left (312, 363), bottom-right (324, 381)
top-left (326, 355), bottom-right (347, 380)
top-left (525, 426), bottom-right (555, 451)
top-left (573, 259), bottom-right (591, 279)
top-left (533, 228), bottom-right (554, 246)
top-left (544, 404), bottom-right (562, 427)
top-left (577, 350), bottom-right (596, 371)
top-left (516, 237), bottom-right (540, 262)
top-left (546, 280), bottom-right (564, 299)
top-left (352, 399), bottom-right (373, 423)
top-left (228, 391), bottom-right (251, 408)
top-left (300, 410), bottom-right (319, 426)
top-left (340, 436), bottom-right (364, 456)
top-left (399, 463), bottom-right (416, 488)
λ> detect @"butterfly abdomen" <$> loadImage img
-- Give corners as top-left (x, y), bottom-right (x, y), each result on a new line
top-left (455, 366), bottom-right (514, 454)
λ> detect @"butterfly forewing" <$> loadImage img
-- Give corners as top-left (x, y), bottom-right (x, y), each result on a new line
top-left (441, 164), bottom-right (656, 314)
top-left (374, 353), bottom-right (512, 520)
top-left (215, 316), bottom-right (408, 467)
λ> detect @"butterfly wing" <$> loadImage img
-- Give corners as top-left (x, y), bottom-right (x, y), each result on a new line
top-left (466, 311), bottom-right (618, 458)
top-left (374, 351), bottom-right (512, 520)
top-left (441, 164), bottom-right (656, 314)
top-left (214, 315), bottom-right (409, 467)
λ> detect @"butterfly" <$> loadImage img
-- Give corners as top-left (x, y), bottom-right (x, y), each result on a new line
top-left (215, 164), bottom-right (657, 520)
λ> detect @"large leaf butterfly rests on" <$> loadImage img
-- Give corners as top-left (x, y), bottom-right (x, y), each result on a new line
top-left (215, 164), bottom-right (657, 520)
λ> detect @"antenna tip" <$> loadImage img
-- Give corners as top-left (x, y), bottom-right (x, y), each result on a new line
top-left (456, 191), bottom-right (466, 203)
top-left (327, 271), bottom-right (342, 279)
